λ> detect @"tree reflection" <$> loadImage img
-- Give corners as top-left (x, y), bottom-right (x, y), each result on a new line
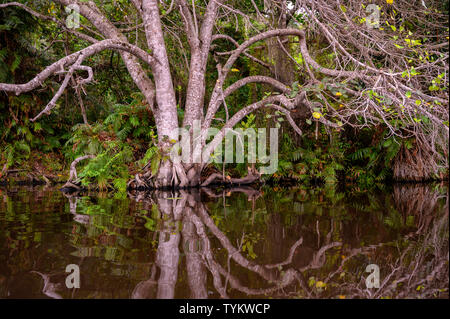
top-left (0, 184), bottom-right (447, 298)
top-left (127, 184), bottom-right (448, 299)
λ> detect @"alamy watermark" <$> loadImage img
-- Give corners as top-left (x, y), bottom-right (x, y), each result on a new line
top-left (65, 264), bottom-right (80, 288)
top-left (365, 4), bottom-right (380, 29)
top-left (65, 4), bottom-right (80, 29)
top-left (365, 264), bottom-right (380, 289)
top-left (168, 120), bottom-right (279, 174)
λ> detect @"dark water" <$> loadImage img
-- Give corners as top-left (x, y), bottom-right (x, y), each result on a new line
top-left (0, 184), bottom-right (448, 299)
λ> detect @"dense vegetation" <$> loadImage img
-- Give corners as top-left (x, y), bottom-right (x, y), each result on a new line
top-left (0, 0), bottom-right (448, 191)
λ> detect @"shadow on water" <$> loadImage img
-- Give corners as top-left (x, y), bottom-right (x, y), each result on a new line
top-left (0, 183), bottom-right (448, 299)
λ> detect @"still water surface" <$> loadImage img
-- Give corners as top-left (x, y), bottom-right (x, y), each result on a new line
top-left (0, 184), bottom-right (448, 299)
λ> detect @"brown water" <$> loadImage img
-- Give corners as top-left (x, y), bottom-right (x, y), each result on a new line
top-left (0, 184), bottom-right (448, 299)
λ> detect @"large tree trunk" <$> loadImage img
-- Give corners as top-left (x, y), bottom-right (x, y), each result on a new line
top-left (182, 0), bottom-right (221, 128)
top-left (142, 0), bottom-right (184, 188)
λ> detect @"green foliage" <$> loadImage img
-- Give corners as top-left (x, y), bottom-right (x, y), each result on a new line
top-left (3, 140), bottom-right (31, 169)
top-left (274, 131), bottom-right (347, 184)
top-left (346, 129), bottom-right (408, 185)
top-left (63, 96), bottom-right (157, 191)
top-left (77, 143), bottom-right (133, 191)
top-left (0, 5), bottom-right (73, 172)
top-left (265, 123), bottom-right (417, 187)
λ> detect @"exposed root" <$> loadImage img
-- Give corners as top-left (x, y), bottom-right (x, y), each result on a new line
top-left (200, 166), bottom-right (261, 187)
top-left (127, 160), bottom-right (261, 190)
top-left (173, 162), bottom-right (189, 187)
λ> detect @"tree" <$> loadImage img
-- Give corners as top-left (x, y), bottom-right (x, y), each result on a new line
top-left (0, 0), bottom-right (448, 188)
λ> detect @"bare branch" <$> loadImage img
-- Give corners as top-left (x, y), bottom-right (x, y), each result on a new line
top-left (203, 94), bottom-right (303, 163)
top-left (1, 39), bottom-right (157, 120)
top-left (31, 53), bottom-right (85, 122)
top-left (205, 29), bottom-right (309, 130)
top-left (223, 75), bottom-right (290, 98)
top-left (211, 34), bottom-right (272, 69)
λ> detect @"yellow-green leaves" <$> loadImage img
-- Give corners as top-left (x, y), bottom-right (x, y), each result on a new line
top-left (312, 112), bottom-right (322, 119)
top-left (405, 38), bottom-right (422, 46)
top-left (308, 277), bottom-right (327, 292)
top-left (410, 67), bottom-right (419, 76)
top-left (316, 281), bottom-right (326, 288)
top-left (402, 67), bottom-right (420, 79)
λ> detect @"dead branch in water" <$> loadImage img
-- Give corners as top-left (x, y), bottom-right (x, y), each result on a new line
top-left (61, 155), bottom-right (95, 191)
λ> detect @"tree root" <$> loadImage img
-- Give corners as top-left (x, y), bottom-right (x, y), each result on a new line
top-left (127, 160), bottom-right (261, 190)
top-left (201, 166), bottom-right (261, 187)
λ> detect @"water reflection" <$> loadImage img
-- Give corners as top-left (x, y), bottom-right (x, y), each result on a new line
top-left (0, 184), bottom-right (448, 299)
